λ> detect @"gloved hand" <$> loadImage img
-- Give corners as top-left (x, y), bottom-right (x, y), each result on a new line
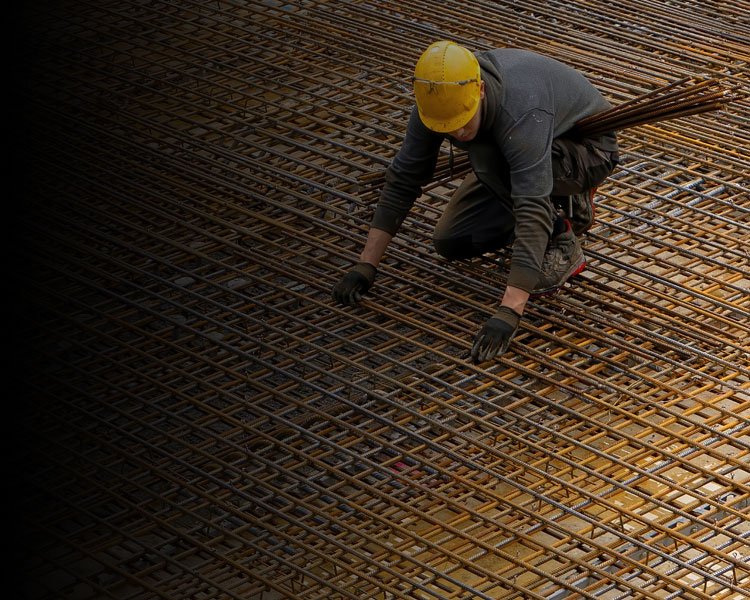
top-left (470, 306), bottom-right (521, 363)
top-left (332, 262), bottom-right (377, 306)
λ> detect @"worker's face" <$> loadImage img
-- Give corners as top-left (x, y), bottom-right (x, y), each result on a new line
top-left (448, 82), bottom-right (485, 143)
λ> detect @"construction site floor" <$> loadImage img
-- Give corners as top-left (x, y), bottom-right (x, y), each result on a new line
top-left (12, 1), bottom-right (750, 599)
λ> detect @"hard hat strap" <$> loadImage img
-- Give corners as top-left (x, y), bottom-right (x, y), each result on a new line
top-left (412, 76), bottom-right (479, 87)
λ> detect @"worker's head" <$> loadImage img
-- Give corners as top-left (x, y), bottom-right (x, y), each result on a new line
top-left (413, 40), bottom-right (484, 139)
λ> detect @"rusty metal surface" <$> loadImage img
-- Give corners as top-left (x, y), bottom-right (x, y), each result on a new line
top-left (14, 1), bottom-right (749, 598)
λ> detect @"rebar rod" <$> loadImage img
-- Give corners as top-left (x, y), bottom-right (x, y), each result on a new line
top-left (15, 1), bottom-right (750, 599)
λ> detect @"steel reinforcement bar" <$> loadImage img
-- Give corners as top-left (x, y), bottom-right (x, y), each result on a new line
top-left (14, 1), bottom-right (749, 599)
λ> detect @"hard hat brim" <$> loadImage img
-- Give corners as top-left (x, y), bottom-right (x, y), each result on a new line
top-left (416, 95), bottom-right (480, 134)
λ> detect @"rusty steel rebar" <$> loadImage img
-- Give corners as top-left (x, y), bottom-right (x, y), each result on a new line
top-left (574, 79), bottom-right (745, 137)
top-left (14, 0), bottom-right (750, 599)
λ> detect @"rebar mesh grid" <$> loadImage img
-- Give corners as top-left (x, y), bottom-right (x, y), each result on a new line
top-left (14, 1), bottom-right (749, 599)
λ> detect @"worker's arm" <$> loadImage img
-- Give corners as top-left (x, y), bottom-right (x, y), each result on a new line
top-left (332, 107), bottom-right (441, 307)
top-left (331, 228), bottom-right (393, 306)
top-left (359, 227), bottom-right (393, 267)
top-left (501, 285), bottom-right (529, 314)
top-left (470, 108), bottom-right (556, 363)
top-left (470, 285), bottom-right (529, 363)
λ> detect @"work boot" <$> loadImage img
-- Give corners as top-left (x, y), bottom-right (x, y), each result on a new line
top-left (568, 187), bottom-right (597, 235)
top-left (533, 222), bottom-right (586, 296)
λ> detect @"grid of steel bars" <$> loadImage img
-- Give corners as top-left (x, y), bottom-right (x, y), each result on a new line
top-left (14, 1), bottom-right (749, 598)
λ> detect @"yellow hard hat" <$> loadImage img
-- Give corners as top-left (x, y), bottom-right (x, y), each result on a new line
top-left (413, 40), bottom-right (481, 133)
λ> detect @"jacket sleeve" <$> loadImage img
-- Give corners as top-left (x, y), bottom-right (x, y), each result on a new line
top-left (371, 106), bottom-right (443, 236)
top-left (500, 109), bottom-right (558, 292)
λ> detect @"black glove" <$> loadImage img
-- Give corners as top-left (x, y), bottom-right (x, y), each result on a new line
top-left (332, 262), bottom-right (377, 306)
top-left (471, 306), bottom-right (521, 363)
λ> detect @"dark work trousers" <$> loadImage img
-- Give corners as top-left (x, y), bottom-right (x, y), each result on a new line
top-left (433, 134), bottom-right (619, 260)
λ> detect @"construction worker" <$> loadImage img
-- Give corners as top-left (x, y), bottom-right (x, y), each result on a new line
top-left (332, 41), bottom-right (619, 363)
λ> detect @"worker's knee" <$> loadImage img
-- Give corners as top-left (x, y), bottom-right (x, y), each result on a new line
top-left (433, 235), bottom-right (479, 261)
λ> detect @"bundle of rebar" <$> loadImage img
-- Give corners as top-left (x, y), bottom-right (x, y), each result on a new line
top-left (574, 76), bottom-right (744, 137)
